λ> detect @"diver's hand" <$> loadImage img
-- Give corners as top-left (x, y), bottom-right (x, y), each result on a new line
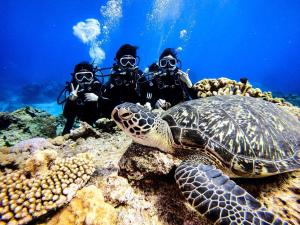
top-left (155, 99), bottom-right (171, 110)
top-left (69, 83), bottom-right (79, 101)
top-left (85, 93), bottom-right (99, 102)
top-left (144, 102), bottom-right (152, 110)
top-left (136, 102), bottom-right (152, 110)
top-left (179, 69), bottom-right (192, 88)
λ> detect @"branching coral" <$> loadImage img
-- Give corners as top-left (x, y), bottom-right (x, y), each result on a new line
top-left (193, 77), bottom-right (287, 105)
top-left (0, 153), bottom-right (95, 225)
top-left (193, 77), bottom-right (300, 119)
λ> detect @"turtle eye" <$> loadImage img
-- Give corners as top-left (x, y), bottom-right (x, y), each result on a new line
top-left (119, 109), bottom-right (133, 120)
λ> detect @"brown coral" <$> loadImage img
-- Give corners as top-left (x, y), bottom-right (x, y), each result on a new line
top-left (0, 153), bottom-right (95, 225)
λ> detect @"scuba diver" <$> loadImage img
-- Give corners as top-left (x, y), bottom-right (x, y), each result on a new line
top-left (59, 61), bottom-right (103, 135)
top-left (100, 44), bottom-right (147, 117)
top-left (144, 48), bottom-right (196, 110)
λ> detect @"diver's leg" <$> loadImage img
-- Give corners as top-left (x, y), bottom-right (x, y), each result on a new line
top-left (62, 100), bottom-right (77, 134)
top-left (62, 116), bottom-right (75, 135)
top-left (175, 162), bottom-right (287, 225)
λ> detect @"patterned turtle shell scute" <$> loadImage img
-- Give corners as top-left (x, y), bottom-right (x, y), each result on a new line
top-left (162, 95), bottom-right (300, 176)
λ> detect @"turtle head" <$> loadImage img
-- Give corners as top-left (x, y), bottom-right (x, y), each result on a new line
top-left (112, 103), bottom-right (174, 152)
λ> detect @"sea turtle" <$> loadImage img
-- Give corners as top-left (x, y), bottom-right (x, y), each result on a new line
top-left (112, 95), bottom-right (300, 225)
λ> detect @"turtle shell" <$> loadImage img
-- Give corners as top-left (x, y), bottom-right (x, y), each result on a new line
top-left (161, 95), bottom-right (300, 177)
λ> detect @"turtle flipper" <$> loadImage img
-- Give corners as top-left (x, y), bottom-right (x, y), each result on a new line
top-left (175, 162), bottom-right (288, 225)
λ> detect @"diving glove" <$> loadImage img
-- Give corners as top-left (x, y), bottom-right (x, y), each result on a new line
top-left (155, 99), bottom-right (171, 110)
top-left (136, 102), bottom-right (152, 110)
top-left (85, 93), bottom-right (99, 102)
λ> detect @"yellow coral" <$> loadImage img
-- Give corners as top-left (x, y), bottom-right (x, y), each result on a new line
top-left (193, 77), bottom-right (286, 104)
top-left (45, 185), bottom-right (117, 225)
top-left (0, 153), bottom-right (95, 225)
top-left (194, 77), bottom-right (300, 119)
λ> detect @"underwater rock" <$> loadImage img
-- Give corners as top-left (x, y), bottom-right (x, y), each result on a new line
top-left (10, 138), bottom-right (55, 154)
top-left (119, 143), bottom-right (181, 180)
top-left (95, 118), bottom-right (121, 133)
top-left (97, 174), bottom-right (207, 225)
top-left (0, 107), bottom-right (59, 147)
top-left (98, 175), bottom-right (159, 225)
top-left (237, 171), bottom-right (300, 225)
top-left (0, 138), bottom-right (57, 169)
top-left (68, 122), bottom-right (102, 140)
top-left (0, 113), bottom-right (19, 129)
top-left (44, 185), bottom-right (117, 225)
top-left (0, 151), bottom-right (95, 225)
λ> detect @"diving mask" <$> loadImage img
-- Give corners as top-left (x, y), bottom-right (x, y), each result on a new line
top-left (74, 71), bottom-right (94, 83)
top-left (159, 56), bottom-right (177, 68)
top-left (119, 55), bottom-right (136, 67)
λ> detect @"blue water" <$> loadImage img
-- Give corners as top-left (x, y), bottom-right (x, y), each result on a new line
top-left (1, 0), bottom-right (300, 115)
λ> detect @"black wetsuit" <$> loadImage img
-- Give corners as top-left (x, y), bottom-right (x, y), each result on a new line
top-left (143, 68), bottom-right (196, 108)
top-left (100, 66), bottom-right (147, 117)
top-left (62, 79), bottom-right (102, 134)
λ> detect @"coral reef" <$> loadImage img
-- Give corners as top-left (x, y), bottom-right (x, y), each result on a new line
top-left (0, 151), bottom-right (95, 225)
top-left (193, 77), bottom-right (300, 119)
top-left (0, 107), bottom-right (59, 147)
top-left (0, 113), bottom-right (19, 130)
top-left (194, 77), bottom-right (287, 104)
top-left (119, 144), bottom-right (300, 225)
top-left (1, 81), bottom-right (300, 225)
top-left (0, 138), bottom-right (57, 169)
top-left (44, 185), bottom-right (117, 225)
top-left (10, 138), bottom-right (55, 154)
top-left (98, 173), bottom-right (209, 225)
top-left (41, 123), bottom-right (206, 225)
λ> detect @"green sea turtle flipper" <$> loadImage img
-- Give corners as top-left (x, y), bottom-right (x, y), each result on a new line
top-left (175, 162), bottom-right (288, 225)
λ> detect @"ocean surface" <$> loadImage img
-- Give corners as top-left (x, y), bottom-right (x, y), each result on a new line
top-left (1, 0), bottom-right (300, 115)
